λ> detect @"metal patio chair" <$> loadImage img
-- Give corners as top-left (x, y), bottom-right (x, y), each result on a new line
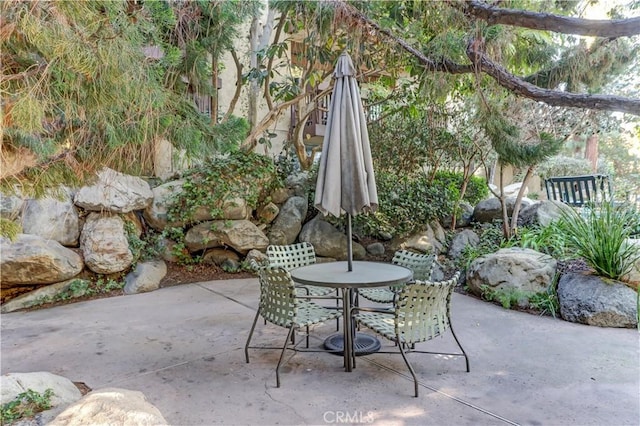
top-left (266, 242), bottom-right (335, 297)
top-left (244, 266), bottom-right (342, 387)
top-left (358, 250), bottom-right (435, 304)
top-left (353, 272), bottom-right (469, 397)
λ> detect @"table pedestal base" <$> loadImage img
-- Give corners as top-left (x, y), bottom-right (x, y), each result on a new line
top-left (324, 332), bottom-right (381, 356)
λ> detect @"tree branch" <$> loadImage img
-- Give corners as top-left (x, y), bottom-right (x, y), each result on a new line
top-left (466, 39), bottom-right (640, 116)
top-left (463, 0), bottom-right (640, 38)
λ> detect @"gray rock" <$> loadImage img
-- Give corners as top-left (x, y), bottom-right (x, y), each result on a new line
top-left (448, 229), bottom-right (480, 260)
top-left (74, 167), bottom-right (153, 213)
top-left (124, 260), bottom-right (167, 294)
top-left (0, 190), bottom-right (24, 219)
top-left (366, 242), bottom-right (385, 256)
top-left (1, 372), bottom-right (81, 407)
top-left (558, 273), bottom-right (638, 328)
top-left (473, 197), bottom-right (533, 223)
top-left (299, 215), bottom-right (366, 260)
top-left (268, 196), bottom-right (308, 245)
top-left (0, 234), bottom-right (83, 286)
top-left (49, 388), bottom-right (168, 426)
top-left (285, 171), bottom-right (310, 197)
top-left (80, 213), bottom-right (133, 274)
top-left (21, 188), bottom-right (80, 246)
top-left (518, 200), bottom-right (572, 227)
top-left (185, 220), bottom-right (268, 254)
top-left (1, 278), bottom-right (91, 313)
top-left (441, 201), bottom-right (474, 229)
top-left (467, 248), bottom-right (557, 304)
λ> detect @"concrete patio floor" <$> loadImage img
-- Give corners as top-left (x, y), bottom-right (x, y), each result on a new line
top-left (1, 277), bottom-right (638, 425)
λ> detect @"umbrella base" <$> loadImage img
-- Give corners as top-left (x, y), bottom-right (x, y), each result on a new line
top-left (323, 332), bottom-right (381, 356)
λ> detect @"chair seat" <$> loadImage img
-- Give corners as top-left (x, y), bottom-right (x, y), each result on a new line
top-left (296, 285), bottom-right (335, 297)
top-left (295, 300), bottom-right (342, 327)
top-left (357, 287), bottom-right (398, 304)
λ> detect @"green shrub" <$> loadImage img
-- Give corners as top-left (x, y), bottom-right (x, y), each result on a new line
top-left (557, 202), bottom-right (640, 280)
top-left (1, 388), bottom-right (54, 424)
top-left (349, 170), bottom-right (487, 238)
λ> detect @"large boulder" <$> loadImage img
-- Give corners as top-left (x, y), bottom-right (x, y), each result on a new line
top-left (518, 200), bottom-right (573, 227)
top-left (143, 179), bottom-right (250, 230)
top-left (0, 234), bottom-right (83, 287)
top-left (21, 188), bottom-right (80, 246)
top-left (467, 248), bottom-right (557, 301)
top-left (80, 213), bottom-right (133, 274)
top-left (267, 196), bottom-right (308, 245)
top-left (558, 273), bottom-right (638, 328)
top-left (299, 215), bottom-right (366, 260)
top-left (49, 388), bottom-right (168, 426)
top-left (184, 220), bottom-right (268, 254)
top-left (1, 372), bottom-right (82, 407)
top-left (473, 197), bottom-right (533, 223)
top-left (74, 167), bottom-right (153, 213)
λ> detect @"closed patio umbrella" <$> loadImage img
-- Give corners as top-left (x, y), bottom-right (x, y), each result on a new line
top-left (314, 52), bottom-right (378, 272)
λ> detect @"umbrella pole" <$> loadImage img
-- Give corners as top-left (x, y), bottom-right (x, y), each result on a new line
top-left (347, 213), bottom-right (353, 271)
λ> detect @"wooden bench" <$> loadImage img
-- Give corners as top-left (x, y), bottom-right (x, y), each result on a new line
top-left (544, 174), bottom-right (612, 207)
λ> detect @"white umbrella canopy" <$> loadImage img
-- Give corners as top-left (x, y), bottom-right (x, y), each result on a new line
top-left (314, 52), bottom-right (378, 270)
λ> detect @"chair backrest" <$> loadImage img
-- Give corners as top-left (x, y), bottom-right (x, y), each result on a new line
top-left (392, 250), bottom-right (435, 281)
top-left (266, 242), bottom-right (317, 271)
top-left (544, 174), bottom-right (612, 207)
top-left (258, 267), bottom-right (298, 328)
top-left (393, 272), bottom-right (460, 344)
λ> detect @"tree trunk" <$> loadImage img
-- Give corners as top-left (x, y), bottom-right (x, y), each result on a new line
top-left (499, 165), bottom-right (511, 239)
top-left (509, 166), bottom-right (535, 236)
top-left (585, 134), bottom-right (599, 172)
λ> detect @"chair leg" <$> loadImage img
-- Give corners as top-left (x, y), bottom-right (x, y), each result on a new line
top-left (276, 326), bottom-right (295, 388)
top-left (450, 323), bottom-right (470, 372)
top-left (397, 338), bottom-right (419, 397)
top-left (245, 309), bottom-right (261, 363)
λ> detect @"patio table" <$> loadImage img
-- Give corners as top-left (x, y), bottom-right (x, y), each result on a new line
top-left (290, 261), bottom-right (413, 372)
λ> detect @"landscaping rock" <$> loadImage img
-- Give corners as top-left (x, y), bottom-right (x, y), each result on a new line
top-left (366, 242), bottom-right (385, 256)
top-left (74, 167), bottom-right (153, 213)
top-left (257, 202), bottom-right (279, 224)
top-left (0, 190), bottom-right (24, 219)
top-left (80, 213), bottom-right (133, 274)
top-left (202, 248), bottom-right (241, 267)
top-left (185, 220), bottom-right (268, 254)
top-left (557, 273), bottom-right (638, 328)
top-left (1, 278), bottom-right (91, 313)
top-left (467, 248), bottom-right (557, 299)
top-left (448, 229), bottom-right (479, 260)
top-left (473, 197), bottom-right (533, 223)
top-left (1, 371), bottom-right (81, 407)
top-left (0, 234), bottom-right (83, 286)
top-left (124, 260), bottom-right (167, 294)
top-left (21, 188), bottom-right (80, 246)
top-left (268, 196), bottom-right (308, 245)
top-left (49, 387), bottom-right (167, 426)
top-left (440, 201), bottom-right (474, 229)
top-left (517, 200), bottom-right (572, 227)
top-left (402, 222), bottom-right (446, 254)
top-left (299, 215), bottom-right (366, 260)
